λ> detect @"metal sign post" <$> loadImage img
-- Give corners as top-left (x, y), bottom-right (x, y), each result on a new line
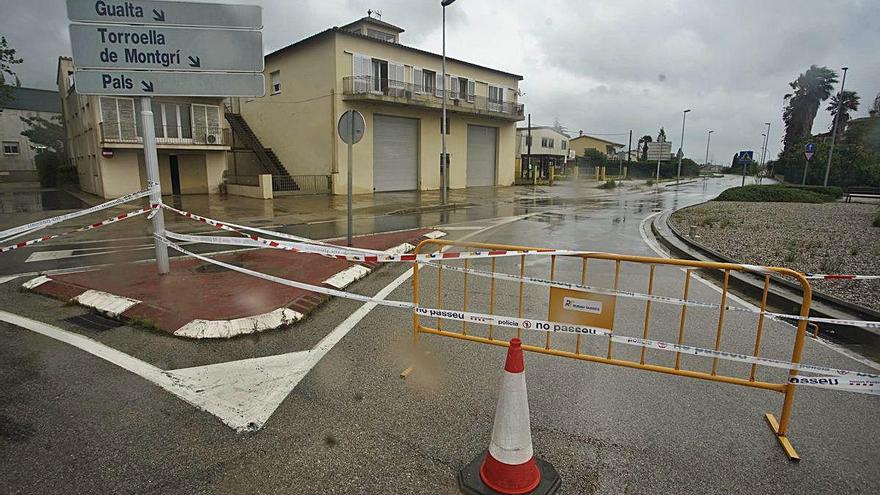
top-left (66, 0), bottom-right (264, 275)
top-left (737, 151), bottom-right (754, 187)
top-left (803, 143), bottom-right (816, 185)
top-left (139, 97), bottom-right (170, 273)
top-left (337, 110), bottom-right (366, 246)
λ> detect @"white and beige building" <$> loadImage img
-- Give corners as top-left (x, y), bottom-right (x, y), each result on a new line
top-left (239, 15), bottom-right (524, 195)
top-left (0, 87), bottom-right (61, 182)
top-left (57, 57), bottom-right (231, 198)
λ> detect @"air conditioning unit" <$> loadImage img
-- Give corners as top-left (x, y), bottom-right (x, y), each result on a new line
top-left (206, 133), bottom-right (220, 144)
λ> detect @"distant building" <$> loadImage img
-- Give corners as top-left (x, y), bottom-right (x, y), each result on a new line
top-left (569, 131), bottom-right (625, 158)
top-left (515, 126), bottom-right (571, 180)
top-left (0, 87), bottom-right (61, 182)
top-left (57, 57), bottom-right (231, 199)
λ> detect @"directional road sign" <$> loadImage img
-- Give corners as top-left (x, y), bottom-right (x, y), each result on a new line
top-left (67, 0), bottom-right (262, 29)
top-left (804, 142), bottom-right (816, 161)
top-left (73, 70), bottom-right (265, 97)
top-left (69, 23), bottom-right (263, 72)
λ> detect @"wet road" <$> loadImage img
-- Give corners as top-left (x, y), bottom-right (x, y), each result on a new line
top-left (0, 176), bottom-right (750, 277)
top-left (3, 176), bottom-right (878, 494)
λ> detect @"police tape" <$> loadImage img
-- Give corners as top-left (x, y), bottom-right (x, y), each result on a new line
top-left (155, 235), bottom-right (413, 309)
top-left (155, 235), bottom-right (878, 396)
top-left (788, 375), bottom-right (880, 395)
top-left (804, 274), bottom-right (880, 281)
top-left (160, 203), bottom-right (604, 262)
top-left (0, 205), bottom-right (159, 254)
top-left (415, 307), bottom-right (880, 395)
top-left (0, 187), bottom-right (156, 243)
top-left (422, 261), bottom-right (880, 330)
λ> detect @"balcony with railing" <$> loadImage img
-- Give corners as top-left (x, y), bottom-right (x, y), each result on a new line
top-left (342, 76), bottom-right (524, 121)
top-left (98, 122), bottom-right (232, 148)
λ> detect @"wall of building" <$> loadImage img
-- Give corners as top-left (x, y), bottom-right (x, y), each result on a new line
top-left (515, 128), bottom-right (569, 157)
top-left (0, 108), bottom-right (59, 173)
top-left (99, 150), bottom-right (141, 198)
top-left (241, 35), bottom-right (337, 178)
top-left (332, 34), bottom-right (519, 194)
top-left (570, 135), bottom-right (623, 157)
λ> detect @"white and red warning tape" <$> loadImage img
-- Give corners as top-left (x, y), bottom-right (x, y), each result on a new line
top-left (0, 186), bottom-right (155, 243)
top-left (804, 274), bottom-right (880, 281)
top-left (1, 205), bottom-right (158, 254)
top-left (155, 235), bottom-right (879, 396)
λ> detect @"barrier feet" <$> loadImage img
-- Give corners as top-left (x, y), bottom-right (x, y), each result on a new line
top-left (764, 413), bottom-right (800, 461)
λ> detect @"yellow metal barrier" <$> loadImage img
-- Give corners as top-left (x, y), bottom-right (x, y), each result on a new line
top-left (411, 239), bottom-right (813, 461)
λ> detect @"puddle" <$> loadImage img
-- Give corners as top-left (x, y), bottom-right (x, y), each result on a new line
top-left (0, 190), bottom-right (89, 213)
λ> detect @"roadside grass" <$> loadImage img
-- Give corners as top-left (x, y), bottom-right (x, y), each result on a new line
top-left (714, 184), bottom-right (838, 203)
top-left (598, 179), bottom-right (617, 189)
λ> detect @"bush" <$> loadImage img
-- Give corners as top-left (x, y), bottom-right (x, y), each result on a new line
top-left (598, 179), bottom-right (617, 189)
top-left (789, 184), bottom-right (843, 198)
top-left (57, 166), bottom-right (79, 186)
top-left (646, 179), bottom-right (654, 186)
top-left (714, 184), bottom-right (837, 203)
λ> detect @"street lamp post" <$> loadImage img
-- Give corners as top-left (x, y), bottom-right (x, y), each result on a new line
top-left (760, 122), bottom-right (770, 168)
top-left (676, 109), bottom-right (691, 184)
top-left (823, 66), bottom-right (848, 187)
top-left (440, 0), bottom-right (456, 205)
top-left (704, 130), bottom-right (714, 169)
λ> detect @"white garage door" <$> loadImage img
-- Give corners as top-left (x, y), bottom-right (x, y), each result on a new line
top-left (467, 125), bottom-right (497, 187)
top-left (373, 115), bottom-right (419, 192)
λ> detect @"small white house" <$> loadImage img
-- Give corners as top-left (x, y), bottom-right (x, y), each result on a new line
top-left (515, 126), bottom-right (571, 180)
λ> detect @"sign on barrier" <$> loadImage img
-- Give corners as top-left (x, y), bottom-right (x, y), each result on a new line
top-left (549, 287), bottom-right (616, 330)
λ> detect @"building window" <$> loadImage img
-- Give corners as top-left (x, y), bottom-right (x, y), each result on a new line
top-left (423, 69), bottom-right (436, 93)
top-left (541, 137), bottom-right (554, 148)
top-left (366, 28), bottom-right (395, 42)
top-left (488, 85), bottom-right (504, 111)
top-left (270, 70), bottom-right (281, 94)
top-left (440, 116), bottom-right (450, 135)
top-left (3, 141), bottom-right (20, 155)
top-left (561, 140), bottom-right (567, 150)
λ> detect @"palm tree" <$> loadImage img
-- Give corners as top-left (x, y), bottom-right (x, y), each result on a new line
top-left (827, 90), bottom-right (860, 137)
top-left (871, 92), bottom-right (880, 117)
top-left (639, 135), bottom-right (652, 161)
top-left (782, 65), bottom-right (838, 150)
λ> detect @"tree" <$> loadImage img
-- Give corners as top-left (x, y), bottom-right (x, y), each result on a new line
top-left (638, 135), bottom-right (652, 161)
top-left (870, 92), bottom-right (879, 117)
top-left (20, 115), bottom-right (65, 153)
top-left (657, 127), bottom-right (667, 142)
top-left (583, 148), bottom-right (608, 168)
top-left (21, 115), bottom-right (73, 187)
top-left (827, 90), bottom-right (860, 137)
top-left (782, 65), bottom-right (837, 150)
top-left (0, 35), bottom-right (23, 104)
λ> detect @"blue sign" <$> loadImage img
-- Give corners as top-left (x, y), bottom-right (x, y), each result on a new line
top-left (804, 142), bottom-right (816, 160)
top-left (737, 150), bottom-right (754, 163)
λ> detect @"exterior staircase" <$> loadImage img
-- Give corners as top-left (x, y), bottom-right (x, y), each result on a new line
top-left (224, 112), bottom-right (300, 191)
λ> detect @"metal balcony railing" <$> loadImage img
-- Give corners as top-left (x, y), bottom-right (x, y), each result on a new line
top-left (99, 122), bottom-right (231, 146)
top-left (342, 76), bottom-right (524, 118)
top-left (273, 174), bottom-right (333, 195)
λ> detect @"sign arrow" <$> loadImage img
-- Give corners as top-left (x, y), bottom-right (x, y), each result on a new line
top-left (152, 8), bottom-right (166, 22)
top-left (188, 56), bottom-right (201, 68)
top-left (141, 80), bottom-right (155, 93)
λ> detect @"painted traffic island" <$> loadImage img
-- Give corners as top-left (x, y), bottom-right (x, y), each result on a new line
top-left (24, 228), bottom-right (443, 338)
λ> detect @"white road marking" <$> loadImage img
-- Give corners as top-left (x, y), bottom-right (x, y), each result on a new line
top-left (0, 214), bottom-right (536, 431)
top-left (26, 250), bottom-right (75, 262)
top-left (0, 275), bottom-right (20, 285)
top-left (73, 290), bottom-right (140, 318)
top-left (323, 264), bottom-right (371, 289)
top-left (638, 211), bottom-right (880, 372)
top-left (173, 308), bottom-right (302, 339)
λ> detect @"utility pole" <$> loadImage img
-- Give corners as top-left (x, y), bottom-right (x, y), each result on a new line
top-left (627, 129), bottom-right (632, 179)
top-left (760, 122), bottom-right (770, 168)
top-left (704, 130), bottom-right (714, 169)
top-left (677, 109), bottom-right (691, 184)
top-left (526, 113), bottom-right (532, 183)
top-left (823, 66), bottom-right (848, 187)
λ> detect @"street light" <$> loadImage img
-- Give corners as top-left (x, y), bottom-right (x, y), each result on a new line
top-left (824, 66), bottom-right (848, 187)
top-left (676, 109), bottom-right (691, 184)
top-left (704, 130), bottom-right (714, 169)
top-left (759, 122), bottom-right (770, 168)
top-left (440, 0), bottom-right (457, 204)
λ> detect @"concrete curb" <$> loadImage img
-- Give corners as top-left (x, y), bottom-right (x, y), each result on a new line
top-left (23, 229), bottom-right (446, 339)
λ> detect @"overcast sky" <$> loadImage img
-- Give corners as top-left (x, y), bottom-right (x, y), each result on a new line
top-left (3, 0), bottom-right (878, 164)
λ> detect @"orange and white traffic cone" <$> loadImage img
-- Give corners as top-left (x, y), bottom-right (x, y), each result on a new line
top-left (458, 338), bottom-right (561, 495)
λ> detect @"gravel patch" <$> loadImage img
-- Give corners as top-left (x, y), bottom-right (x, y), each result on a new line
top-left (670, 201), bottom-right (880, 311)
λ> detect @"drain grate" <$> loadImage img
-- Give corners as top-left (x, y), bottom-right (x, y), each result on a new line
top-left (63, 312), bottom-right (123, 332)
